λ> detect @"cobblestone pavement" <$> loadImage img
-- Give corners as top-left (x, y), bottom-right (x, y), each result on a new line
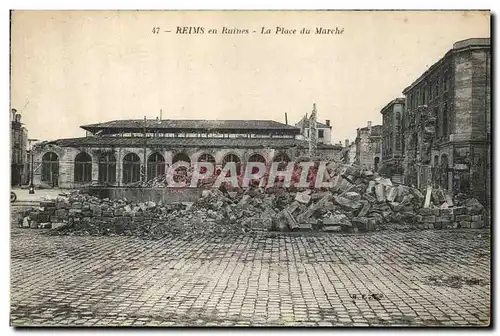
top-left (10, 218), bottom-right (490, 327)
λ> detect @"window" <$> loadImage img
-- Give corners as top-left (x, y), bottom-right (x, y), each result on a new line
top-left (98, 152), bottom-right (116, 184)
top-left (147, 152), bottom-right (165, 180)
top-left (41, 152), bottom-right (59, 185)
top-left (318, 129), bottom-right (324, 138)
top-left (198, 153), bottom-right (216, 163)
top-left (123, 153), bottom-right (141, 183)
top-left (74, 152), bottom-right (92, 183)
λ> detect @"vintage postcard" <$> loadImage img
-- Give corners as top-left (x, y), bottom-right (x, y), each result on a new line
top-left (10, 10), bottom-right (491, 327)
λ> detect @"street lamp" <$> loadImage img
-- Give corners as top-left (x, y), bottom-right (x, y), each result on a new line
top-left (28, 138), bottom-right (38, 194)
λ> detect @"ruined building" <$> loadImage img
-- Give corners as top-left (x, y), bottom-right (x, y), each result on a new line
top-left (31, 118), bottom-right (341, 189)
top-left (380, 98), bottom-right (405, 182)
top-left (402, 38), bottom-right (491, 206)
top-left (10, 109), bottom-right (28, 186)
top-left (355, 121), bottom-right (382, 171)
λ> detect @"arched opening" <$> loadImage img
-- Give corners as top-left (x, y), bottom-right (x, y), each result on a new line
top-left (98, 152), bottom-right (116, 184)
top-left (197, 153), bottom-right (216, 174)
top-left (123, 153), bottom-right (141, 184)
top-left (248, 153), bottom-right (267, 174)
top-left (374, 156), bottom-right (380, 172)
top-left (171, 153), bottom-right (191, 183)
top-left (222, 153), bottom-right (241, 175)
top-left (147, 152), bottom-right (165, 181)
top-left (74, 152), bottom-right (92, 183)
top-left (434, 155), bottom-right (439, 166)
top-left (41, 152), bottom-right (59, 186)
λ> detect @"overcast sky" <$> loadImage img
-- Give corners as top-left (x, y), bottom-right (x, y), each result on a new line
top-left (11, 10), bottom-right (490, 143)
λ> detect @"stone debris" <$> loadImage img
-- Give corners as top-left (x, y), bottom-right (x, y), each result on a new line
top-left (16, 161), bottom-right (488, 237)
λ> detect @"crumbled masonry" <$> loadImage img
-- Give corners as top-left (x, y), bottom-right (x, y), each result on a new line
top-left (17, 160), bottom-right (487, 238)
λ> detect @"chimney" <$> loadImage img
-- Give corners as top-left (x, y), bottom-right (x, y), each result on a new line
top-left (367, 120), bottom-right (372, 128)
top-left (345, 139), bottom-right (349, 147)
top-left (325, 119), bottom-right (330, 127)
top-left (285, 112), bottom-right (288, 125)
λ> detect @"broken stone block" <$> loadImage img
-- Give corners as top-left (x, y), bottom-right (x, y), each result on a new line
top-left (324, 201), bottom-right (335, 211)
top-left (392, 212), bottom-right (403, 223)
top-left (423, 186), bottom-right (433, 208)
top-left (238, 195), bottom-right (251, 206)
top-left (369, 212), bottom-right (384, 224)
top-left (389, 202), bottom-right (402, 212)
top-left (295, 191), bottom-right (312, 204)
top-left (363, 170), bottom-right (374, 178)
top-left (386, 187), bottom-right (398, 202)
top-left (366, 181), bottom-right (376, 194)
top-left (352, 216), bottom-right (368, 226)
top-left (323, 214), bottom-right (352, 227)
top-left (298, 223), bottom-right (312, 230)
top-left (283, 209), bottom-right (299, 230)
top-left (467, 204), bottom-right (485, 215)
top-left (51, 222), bottom-right (66, 229)
top-left (324, 226), bottom-right (342, 232)
top-left (381, 211), bottom-right (392, 222)
top-left (456, 215), bottom-right (471, 222)
top-left (358, 201), bottom-right (371, 217)
top-left (471, 215), bottom-right (483, 222)
top-left (461, 221), bottom-right (471, 229)
top-left (378, 178), bottom-right (393, 187)
top-left (344, 191), bottom-right (361, 201)
top-left (363, 194), bottom-right (376, 203)
top-left (333, 196), bottom-right (362, 211)
top-left (421, 216), bottom-right (436, 223)
top-left (471, 220), bottom-right (484, 229)
top-left (431, 188), bottom-right (446, 205)
top-left (311, 191), bottom-right (331, 201)
top-left (71, 202), bottom-right (83, 209)
top-left (418, 208), bottom-right (437, 216)
top-left (367, 218), bottom-right (376, 231)
top-left (453, 206), bottom-right (467, 215)
top-left (375, 184), bottom-right (385, 202)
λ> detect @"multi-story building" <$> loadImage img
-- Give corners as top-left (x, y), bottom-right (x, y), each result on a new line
top-left (355, 121), bottom-right (383, 171)
top-left (295, 115), bottom-right (333, 145)
top-left (402, 38), bottom-right (490, 205)
top-left (31, 118), bottom-right (330, 189)
top-left (10, 109), bottom-right (28, 186)
top-left (380, 98), bottom-right (405, 181)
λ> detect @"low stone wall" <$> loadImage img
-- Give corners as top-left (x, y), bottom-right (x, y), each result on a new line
top-left (82, 187), bottom-right (202, 204)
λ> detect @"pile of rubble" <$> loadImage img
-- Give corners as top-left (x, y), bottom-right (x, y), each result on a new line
top-left (16, 162), bottom-right (487, 238)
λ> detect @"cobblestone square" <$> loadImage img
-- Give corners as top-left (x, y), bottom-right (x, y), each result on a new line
top-left (10, 218), bottom-right (490, 327)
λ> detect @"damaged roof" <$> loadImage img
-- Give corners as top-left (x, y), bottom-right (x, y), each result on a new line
top-left (45, 136), bottom-right (311, 149)
top-left (81, 119), bottom-right (300, 133)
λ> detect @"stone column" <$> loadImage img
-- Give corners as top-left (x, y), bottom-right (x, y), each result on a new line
top-left (116, 148), bottom-right (123, 187)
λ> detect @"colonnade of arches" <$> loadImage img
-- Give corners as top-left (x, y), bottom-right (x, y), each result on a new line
top-left (40, 150), bottom-right (292, 185)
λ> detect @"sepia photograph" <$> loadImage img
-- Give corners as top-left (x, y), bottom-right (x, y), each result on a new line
top-left (9, 10), bottom-right (491, 327)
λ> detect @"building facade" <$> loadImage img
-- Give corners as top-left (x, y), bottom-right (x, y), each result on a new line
top-left (31, 118), bottom-right (332, 189)
top-left (380, 98), bottom-right (405, 181)
top-left (355, 121), bottom-right (382, 171)
top-left (11, 109), bottom-right (28, 186)
top-left (401, 38), bottom-right (491, 206)
top-left (295, 116), bottom-right (333, 145)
